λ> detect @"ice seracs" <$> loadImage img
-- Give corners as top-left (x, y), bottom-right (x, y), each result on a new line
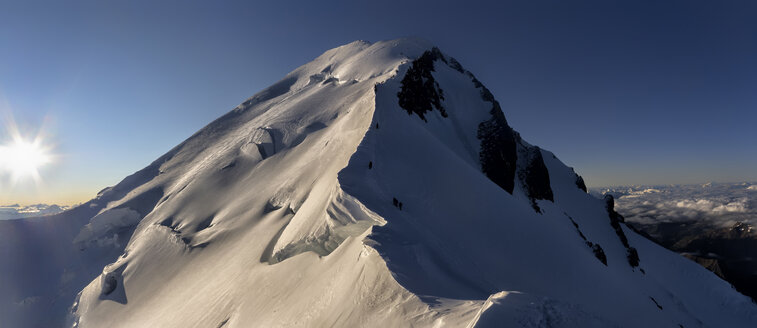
top-left (1, 38), bottom-right (756, 327)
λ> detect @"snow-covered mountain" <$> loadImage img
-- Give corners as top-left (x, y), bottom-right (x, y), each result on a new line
top-left (2, 38), bottom-right (756, 327)
top-left (593, 182), bottom-right (757, 303)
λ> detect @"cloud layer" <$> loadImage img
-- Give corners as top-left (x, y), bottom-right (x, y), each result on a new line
top-left (0, 203), bottom-right (68, 220)
top-left (592, 182), bottom-right (757, 227)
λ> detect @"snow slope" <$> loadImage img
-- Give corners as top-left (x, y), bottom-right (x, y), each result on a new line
top-left (2, 38), bottom-right (756, 327)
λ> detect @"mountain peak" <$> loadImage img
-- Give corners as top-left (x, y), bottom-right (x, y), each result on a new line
top-left (3, 39), bottom-right (756, 328)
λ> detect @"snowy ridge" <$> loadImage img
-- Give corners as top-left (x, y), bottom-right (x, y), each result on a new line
top-left (1, 38), bottom-right (756, 327)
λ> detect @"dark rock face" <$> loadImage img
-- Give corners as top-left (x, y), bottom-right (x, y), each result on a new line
top-left (465, 67), bottom-right (519, 195)
top-left (627, 247), bottom-right (640, 267)
top-left (519, 146), bottom-right (554, 212)
top-left (575, 173), bottom-right (587, 193)
top-left (397, 48), bottom-right (447, 121)
top-left (569, 216), bottom-right (588, 241)
top-left (604, 195), bottom-right (640, 268)
top-left (568, 214), bottom-right (607, 266)
top-left (397, 47), bottom-right (520, 195)
top-left (590, 242), bottom-right (608, 266)
top-left (604, 195), bottom-right (616, 216)
top-left (604, 195), bottom-right (629, 246)
top-left (477, 107), bottom-right (518, 194)
top-left (397, 47), bottom-right (560, 207)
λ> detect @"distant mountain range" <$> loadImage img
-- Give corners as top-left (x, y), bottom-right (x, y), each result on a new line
top-left (2, 39), bottom-right (756, 327)
top-left (0, 203), bottom-right (70, 220)
top-left (592, 182), bottom-right (757, 302)
top-left (592, 182), bottom-right (757, 227)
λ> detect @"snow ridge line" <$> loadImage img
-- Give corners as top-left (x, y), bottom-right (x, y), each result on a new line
top-left (465, 291), bottom-right (508, 328)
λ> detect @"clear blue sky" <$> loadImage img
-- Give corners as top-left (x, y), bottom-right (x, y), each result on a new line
top-left (1, 0), bottom-right (755, 205)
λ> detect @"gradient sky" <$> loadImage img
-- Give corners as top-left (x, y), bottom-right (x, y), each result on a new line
top-left (1, 0), bottom-right (755, 205)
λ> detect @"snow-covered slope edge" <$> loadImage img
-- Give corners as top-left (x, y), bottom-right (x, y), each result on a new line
top-left (0, 149), bottom-right (175, 327)
top-left (67, 38), bottom-right (489, 327)
top-left (2, 38), bottom-right (756, 328)
top-left (337, 45), bottom-right (757, 327)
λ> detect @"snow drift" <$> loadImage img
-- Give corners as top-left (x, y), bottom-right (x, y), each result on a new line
top-left (2, 38), bottom-right (756, 327)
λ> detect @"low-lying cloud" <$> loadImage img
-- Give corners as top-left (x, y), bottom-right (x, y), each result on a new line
top-left (591, 182), bottom-right (757, 228)
top-left (0, 204), bottom-right (69, 220)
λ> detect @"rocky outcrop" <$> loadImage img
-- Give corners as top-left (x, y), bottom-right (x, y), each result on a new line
top-left (604, 195), bottom-right (640, 268)
top-left (477, 107), bottom-right (518, 194)
top-left (519, 146), bottom-right (554, 212)
top-left (575, 173), bottom-right (587, 192)
top-left (397, 47), bottom-right (521, 196)
top-left (397, 48), bottom-right (447, 121)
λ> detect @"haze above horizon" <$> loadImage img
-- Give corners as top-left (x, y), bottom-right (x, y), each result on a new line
top-left (1, 0), bottom-right (755, 205)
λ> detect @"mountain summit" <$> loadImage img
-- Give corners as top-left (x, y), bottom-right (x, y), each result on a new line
top-left (2, 38), bottom-right (756, 327)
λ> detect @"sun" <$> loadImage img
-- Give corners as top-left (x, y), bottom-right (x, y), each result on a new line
top-left (0, 138), bottom-right (51, 180)
top-left (0, 116), bottom-right (55, 185)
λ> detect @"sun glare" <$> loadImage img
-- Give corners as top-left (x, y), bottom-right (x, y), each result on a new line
top-left (0, 118), bottom-right (55, 185)
top-left (1, 139), bottom-right (50, 179)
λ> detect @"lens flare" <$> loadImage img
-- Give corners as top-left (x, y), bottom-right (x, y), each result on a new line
top-left (0, 116), bottom-right (56, 186)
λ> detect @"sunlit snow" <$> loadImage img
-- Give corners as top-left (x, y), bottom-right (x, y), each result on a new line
top-left (1, 39), bottom-right (755, 328)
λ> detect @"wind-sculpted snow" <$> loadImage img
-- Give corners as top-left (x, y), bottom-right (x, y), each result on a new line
top-left (65, 38), bottom-right (485, 327)
top-left (2, 39), bottom-right (757, 328)
top-left (338, 42), bottom-right (757, 327)
top-left (0, 168), bottom-right (164, 327)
